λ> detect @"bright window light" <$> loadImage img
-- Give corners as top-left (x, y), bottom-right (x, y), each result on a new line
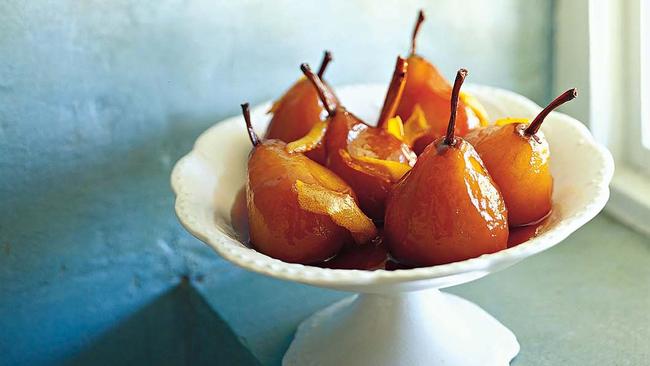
top-left (642, 0), bottom-right (650, 149)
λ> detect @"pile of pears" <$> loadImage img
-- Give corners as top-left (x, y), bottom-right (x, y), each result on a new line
top-left (236, 11), bottom-right (577, 268)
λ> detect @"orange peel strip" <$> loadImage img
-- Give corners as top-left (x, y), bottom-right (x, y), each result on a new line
top-left (294, 180), bottom-right (377, 244)
top-left (402, 104), bottom-right (430, 146)
top-left (495, 117), bottom-right (529, 126)
top-left (286, 120), bottom-right (328, 154)
top-left (339, 149), bottom-right (411, 182)
top-left (384, 116), bottom-right (405, 141)
top-left (353, 155), bottom-right (411, 182)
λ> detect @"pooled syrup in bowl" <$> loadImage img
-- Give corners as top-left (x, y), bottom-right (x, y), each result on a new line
top-left (229, 187), bottom-right (545, 270)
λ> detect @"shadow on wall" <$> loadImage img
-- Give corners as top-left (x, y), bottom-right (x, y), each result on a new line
top-left (65, 279), bottom-right (260, 366)
top-left (0, 115), bottom-right (236, 366)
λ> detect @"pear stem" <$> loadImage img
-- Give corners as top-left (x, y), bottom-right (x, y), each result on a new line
top-left (410, 10), bottom-right (425, 55)
top-left (524, 88), bottom-right (578, 136)
top-left (301, 63), bottom-right (338, 116)
top-left (317, 50), bottom-right (333, 79)
top-left (241, 103), bottom-right (260, 146)
top-left (377, 56), bottom-right (408, 129)
top-left (444, 69), bottom-right (468, 146)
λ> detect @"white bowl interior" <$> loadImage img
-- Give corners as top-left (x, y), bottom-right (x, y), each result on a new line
top-left (172, 84), bottom-right (613, 293)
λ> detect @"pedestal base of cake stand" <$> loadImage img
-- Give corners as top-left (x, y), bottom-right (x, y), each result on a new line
top-left (283, 289), bottom-right (519, 366)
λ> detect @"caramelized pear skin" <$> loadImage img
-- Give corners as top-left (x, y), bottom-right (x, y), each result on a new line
top-left (325, 108), bottom-right (415, 221)
top-left (466, 124), bottom-right (552, 226)
top-left (228, 18), bottom-right (572, 269)
top-left (384, 138), bottom-right (508, 266)
top-left (265, 79), bottom-right (328, 163)
top-left (265, 51), bottom-right (334, 163)
top-left (300, 61), bottom-right (416, 222)
top-left (395, 11), bottom-right (476, 149)
top-left (384, 69), bottom-right (508, 266)
top-left (465, 88), bottom-right (577, 226)
top-left (396, 55), bottom-right (472, 140)
top-left (247, 140), bottom-right (353, 264)
top-left (242, 103), bottom-right (376, 265)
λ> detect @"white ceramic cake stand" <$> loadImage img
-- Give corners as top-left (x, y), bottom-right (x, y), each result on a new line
top-left (171, 84), bottom-right (613, 366)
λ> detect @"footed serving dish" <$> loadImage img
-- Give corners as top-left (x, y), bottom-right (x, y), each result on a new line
top-left (172, 84), bottom-right (613, 366)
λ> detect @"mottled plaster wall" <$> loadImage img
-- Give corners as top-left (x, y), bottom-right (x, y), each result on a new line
top-left (0, 1), bottom-right (554, 365)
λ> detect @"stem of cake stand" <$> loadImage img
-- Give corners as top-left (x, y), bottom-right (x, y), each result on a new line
top-left (283, 288), bottom-right (519, 366)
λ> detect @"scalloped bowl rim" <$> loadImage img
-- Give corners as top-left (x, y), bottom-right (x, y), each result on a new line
top-left (171, 84), bottom-right (614, 288)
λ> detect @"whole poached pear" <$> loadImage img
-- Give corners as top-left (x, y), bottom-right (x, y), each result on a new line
top-left (395, 10), bottom-right (490, 154)
top-left (265, 51), bottom-right (335, 164)
top-left (384, 69), bottom-right (508, 267)
top-left (466, 88), bottom-right (577, 226)
top-left (296, 59), bottom-right (417, 222)
top-left (241, 103), bottom-right (377, 264)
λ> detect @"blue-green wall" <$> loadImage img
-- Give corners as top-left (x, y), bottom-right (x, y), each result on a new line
top-left (0, 1), bottom-right (554, 365)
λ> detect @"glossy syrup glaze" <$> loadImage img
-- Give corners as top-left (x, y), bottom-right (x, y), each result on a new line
top-left (324, 109), bottom-right (416, 221)
top-left (230, 189), bottom-right (545, 270)
top-left (265, 51), bottom-right (335, 164)
top-left (239, 101), bottom-right (376, 264)
top-left (265, 79), bottom-right (329, 163)
top-left (396, 55), bottom-right (473, 140)
top-left (246, 141), bottom-right (354, 264)
top-left (465, 122), bottom-right (553, 226)
top-left (298, 60), bottom-right (417, 222)
top-left (383, 137), bottom-right (509, 267)
top-left (464, 88), bottom-right (576, 226)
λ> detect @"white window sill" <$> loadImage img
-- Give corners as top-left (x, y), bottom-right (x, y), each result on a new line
top-left (607, 165), bottom-right (650, 236)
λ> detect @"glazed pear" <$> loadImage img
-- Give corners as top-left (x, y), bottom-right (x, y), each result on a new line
top-left (395, 10), bottom-right (488, 154)
top-left (384, 69), bottom-right (508, 267)
top-left (465, 89), bottom-right (577, 226)
top-left (265, 51), bottom-right (334, 163)
top-left (241, 103), bottom-right (377, 264)
top-left (298, 58), bottom-right (416, 222)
